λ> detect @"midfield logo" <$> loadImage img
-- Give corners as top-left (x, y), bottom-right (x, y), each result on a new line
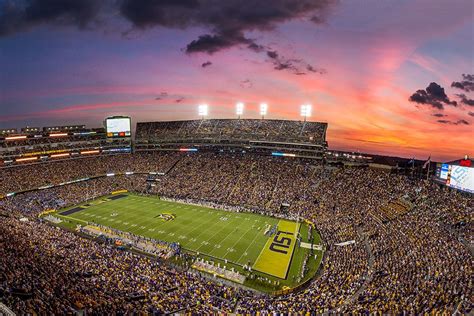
top-left (158, 213), bottom-right (176, 221)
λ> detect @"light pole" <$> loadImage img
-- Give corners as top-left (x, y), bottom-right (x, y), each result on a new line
top-left (301, 104), bottom-right (312, 122)
top-left (198, 104), bottom-right (208, 120)
top-left (260, 103), bottom-right (268, 120)
top-left (236, 102), bottom-right (244, 119)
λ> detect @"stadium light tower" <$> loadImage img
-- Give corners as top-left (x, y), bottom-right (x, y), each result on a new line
top-left (260, 103), bottom-right (268, 120)
top-left (198, 104), bottom-right (208, 119)
top-left (236, 102), bottom-right (244, 119)
top-left (300, 104), bottom-right (312, 122)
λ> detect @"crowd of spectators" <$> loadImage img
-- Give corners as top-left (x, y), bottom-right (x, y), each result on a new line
top-left (0, 151), bottom-right (472, 314)
top-left (0, 152), bottom-right (179, 194)
top-left (136, 119), bottom-right (327, 144)
top-left (1, 217), bottom-right (249, 314)
top-left (0, 133), bottom-right (131, 159)
top-left (0, 133), bottom-right (104, 148)
top-left (0, 175), bottom-right (147, 215)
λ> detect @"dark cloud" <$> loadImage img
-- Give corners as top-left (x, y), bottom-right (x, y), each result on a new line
top-left (0, 0), bottom-right (101, 36)
top-left (267, 50), bottom-right (278, 59)
top-left (186, 32), bottom-right (255, 54)
top-left (120, 0), bottom-right (337, 54)
top-left (239, 79), bottom-right (252, 88)
top-left (265, 49), bottom-right (325, 75)
top-left (410, 89), bottom-right (442, 109)
top-left (437, 119), bottom-right (470, 125)
top-left (119, 0), bottom-right (199, 29)
top-left (155, 91), bottom-right (168, 100)
top-left (425, 82), bottom-right (457, 106)
top-left (456, 94), bottom-right (474, 106)
top-left (201, 61), bottom-right (212, 67)
top-left (1, 0), bottom-right (337, 48)
top-left (432, 113), bottom-right (446, 118)
top-left (310, 15), bottom-right (323, 24)
top-left (247, 42), bottom-right (265, 52)
top-left (409, 82), bottom-right (457, 110)
top-left (307, 64), bottom-right (326, 74)
top-left (451, 74), bottom-right (474, 92)
top-left (155, 92), bottom-right (185, 103)
top-left (0, 0), bottom-right (333, 75)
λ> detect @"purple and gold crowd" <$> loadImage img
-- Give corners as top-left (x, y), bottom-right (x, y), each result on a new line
top-left (136, 119), bottom-right (327, 144)
top-left (0, 151), bottom-right (472, 314)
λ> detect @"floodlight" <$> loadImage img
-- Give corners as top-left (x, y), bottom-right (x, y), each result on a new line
top-left (198, 104), bottom-right (208, 117)
top-left (301, 104), bottom-right (312, 120)
top-left (236, 102), bottom-right (244, 117)
top-left (260, 103), bottom-right (268, 118)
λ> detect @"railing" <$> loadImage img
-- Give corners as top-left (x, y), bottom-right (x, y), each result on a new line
top-left (0, 303), bottom-right (16, 316)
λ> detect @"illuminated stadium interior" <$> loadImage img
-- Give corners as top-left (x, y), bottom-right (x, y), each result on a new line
top-left (0, 117), bottom-right (472, 315)
top-left (1, 1), bottom-right (472, 314)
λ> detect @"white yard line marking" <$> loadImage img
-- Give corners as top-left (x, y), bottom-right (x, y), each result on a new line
top-left (224, 222), bottom-right (260, 261)
top-left (207, 226), bottom-right (240, 256)
top-left (195, 219), bottom-right (236, 253)
top-left (235, 225), bottom-right (266, 264)
top-left (252, 220), bottom-right (282, 268)
top-left (183, 215), bottom-right (220, 241)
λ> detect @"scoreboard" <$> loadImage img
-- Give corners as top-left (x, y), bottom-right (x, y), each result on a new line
top-left (105, 116), bottom-right (131, 138)
top-left (436, 163), bottom-right (474, 193)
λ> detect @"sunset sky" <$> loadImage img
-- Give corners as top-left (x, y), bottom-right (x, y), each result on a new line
top-left (0, 0), bottom-right (472, 161)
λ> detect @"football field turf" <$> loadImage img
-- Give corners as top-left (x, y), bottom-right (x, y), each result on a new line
top-left (58, 193), bottom-right (301, 278)
top-left (253, 220), bottom-right (300, 279)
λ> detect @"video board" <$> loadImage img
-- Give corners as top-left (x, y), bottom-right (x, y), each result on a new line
top-left (436, 163), bottom-right (474, 193)
top-left (106, 117), bottom-right (131, 138)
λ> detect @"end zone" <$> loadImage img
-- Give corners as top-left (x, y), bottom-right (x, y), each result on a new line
top-left (252, 220), bottom-right (300, 279)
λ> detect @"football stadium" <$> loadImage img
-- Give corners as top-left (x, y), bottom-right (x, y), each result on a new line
top-left (0, 117), bottom-right (472, 315)
top-left (1, 1), bottom-right (473, 315)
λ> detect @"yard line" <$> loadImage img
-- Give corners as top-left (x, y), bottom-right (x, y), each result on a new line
top-left (207, 226), bottom-right (240, 257)
top-left (151, 207), bottom-right (212, 238)
top-left (222, 221), bottom-right (259, 260)
top-left (181, 212), bottom-right (220, 239)
top-left (252, 219), bottom-right (284, 271)
top-left (235, 225), bottom-right (266, 264)
top-left (126, 202), bottom-right (213, 244)
top-left (130, 215), bottom-right (165, 234)
top-left (194, 217), bottom-right (238, 253)
top-left (89, 203), bottom-right (154, 236)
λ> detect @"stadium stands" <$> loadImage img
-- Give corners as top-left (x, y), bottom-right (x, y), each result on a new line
top-left (0, 152), bottom-right (179, 194)
top-left (0, 126), bottom-right (131, 163)
top-left (136, 119), bottom-right (327, 144)
top-left (0, 149), bottom-right (472, 314)
top-left (135, 119), bottom-right (328, 159)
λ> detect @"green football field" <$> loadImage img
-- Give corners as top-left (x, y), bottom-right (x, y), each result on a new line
top-left (55, 193), bottom-right (323, 290)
